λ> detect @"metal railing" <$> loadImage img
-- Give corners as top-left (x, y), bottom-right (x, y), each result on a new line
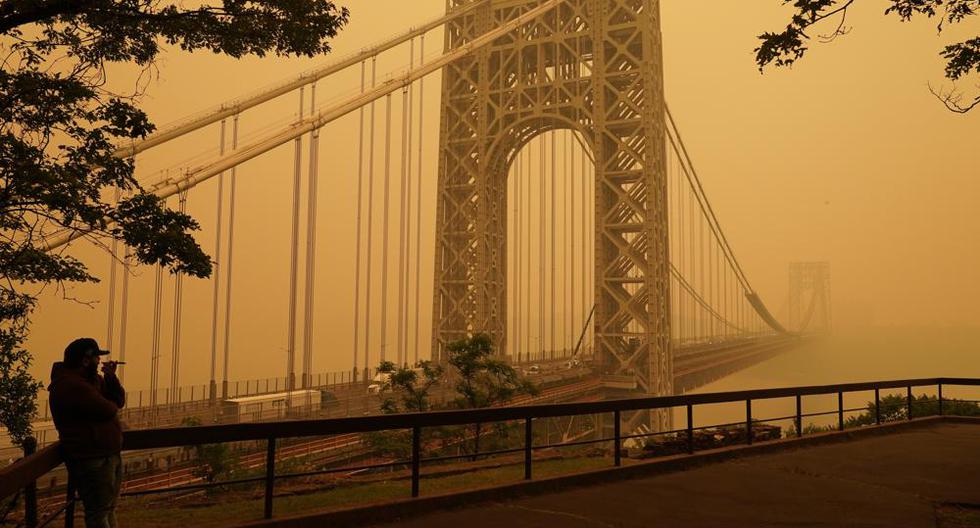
top-left (2, 377), bottom-right (978, 526)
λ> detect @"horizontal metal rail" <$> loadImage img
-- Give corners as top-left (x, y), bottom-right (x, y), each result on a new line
top-left (4, 377), bottom-right (977, 523)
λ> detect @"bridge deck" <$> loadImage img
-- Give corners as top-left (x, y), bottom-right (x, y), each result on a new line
top-left (363, 420), bottom-right (980, 528)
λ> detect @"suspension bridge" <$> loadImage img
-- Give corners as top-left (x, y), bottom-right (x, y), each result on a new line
top-left (38, 0), bottom-right (831, 437)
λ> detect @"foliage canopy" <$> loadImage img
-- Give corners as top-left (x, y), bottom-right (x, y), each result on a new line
top-left (0, 0), bottom-right (349, 445)
top-left (756, 0), bottom-right (980, 112)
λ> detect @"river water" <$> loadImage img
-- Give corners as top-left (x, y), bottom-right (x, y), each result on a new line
top-left (676, 326), bottom-right (980, 431)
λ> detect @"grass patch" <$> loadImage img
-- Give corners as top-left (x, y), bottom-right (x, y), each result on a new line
top-left (106, 455), bottom-right (614, 526)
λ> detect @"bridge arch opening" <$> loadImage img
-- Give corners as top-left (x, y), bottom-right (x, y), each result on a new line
top-left (502, 127), bottom-right (595, 365)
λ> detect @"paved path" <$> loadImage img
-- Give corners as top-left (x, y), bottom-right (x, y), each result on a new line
top-left (376, 422), bottom-right (980, 528)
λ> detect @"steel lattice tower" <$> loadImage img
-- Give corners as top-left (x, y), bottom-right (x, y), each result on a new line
top-left (432, 0), bottom-right (672, 427)
top-left (788, 262), bottom-right (832, 334)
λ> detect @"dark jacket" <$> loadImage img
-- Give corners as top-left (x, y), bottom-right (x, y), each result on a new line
top-left (48, 362), bottom-right (126, 459)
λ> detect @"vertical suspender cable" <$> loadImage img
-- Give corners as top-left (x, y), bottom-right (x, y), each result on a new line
top-left (170, 192), bottom-right (188, 404)
top-left (513, 152), bottom-right (520, 360)
top-left (221, 115), bottom-right (239, 399)
top-left (550, 132), bottom-right (556, 358)
top-left (580, 147), bottom-right (586, 351)
top-left (106, 189), bottom-right (120, 350)
top-left (514, 149), bottom-right (527, 363)
top-left (585, 158), bottom-right (599, 352)
top-left (525, 151), bottom-right (532, 358)
top-left (568, 133), bottom-right (575, 354)
top-left (209, 119), bottom-right (226, 401)
top-left (286, 86), bottom-right (305, 393)
top-left (118, 247), bottom-right (129, 383)
top-left (538, 136), bottom-right (545, 360)
top-left (397, 78), bottom-right (409, 366)
top-left (151, 263), bottom-right (163, 409)
top-left (562, 131), bottom-right (575, 354)
top-left (380, 93), bottom-right (393, 363)
top-left (303, 84), bottom-right (320, 388)
top-left (716, 237), bottom-right (722, 336)
top-left (700, 206), bottom-right (706, 340)
top-left (403, 39), bottom-right (415, 365)
top-left (413, 35), bottom-right (425, 363)
top-left (352, 62), bottom-right (366, 380)
top-left (677, 154), bottom-right (684, 344)
top-left (364, 59), bottom-right (378, 377)
top-left (708, 233), bottom-right (714, 337)
top-left (688, 189), bottom-right (695, 341)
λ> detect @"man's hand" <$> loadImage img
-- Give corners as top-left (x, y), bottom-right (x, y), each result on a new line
top-left (102, 361), bottom-right (119, 377)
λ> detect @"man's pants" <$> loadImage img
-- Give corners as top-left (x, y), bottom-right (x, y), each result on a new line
top-left (66, 454), bottom-right (122, 528)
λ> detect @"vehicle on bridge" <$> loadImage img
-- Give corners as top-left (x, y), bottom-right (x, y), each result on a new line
top-left (223, 390), bottom-right (323, 423)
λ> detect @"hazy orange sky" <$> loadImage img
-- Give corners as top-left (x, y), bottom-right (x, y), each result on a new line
top-left (25, 1), bottom-right (980, 391)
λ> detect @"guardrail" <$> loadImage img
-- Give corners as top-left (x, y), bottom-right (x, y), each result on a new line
top-left (2, 376), bottom-right (978, 527)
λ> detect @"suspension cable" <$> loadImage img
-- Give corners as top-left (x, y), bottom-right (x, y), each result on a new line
top-left (112, 0), bottom-right (492, 159)
top-left (42, 0), bottom-right (566, 253)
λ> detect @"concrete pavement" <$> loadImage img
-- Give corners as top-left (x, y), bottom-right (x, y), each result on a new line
top-left (373, 421), bottom-right (980, 528)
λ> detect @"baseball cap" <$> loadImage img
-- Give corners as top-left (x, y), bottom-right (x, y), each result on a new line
top-left (64, 338), bottom-right (110, 365)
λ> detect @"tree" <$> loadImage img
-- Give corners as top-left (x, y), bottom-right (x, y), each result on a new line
top-left (755, 0), bottom-right (980, 112)
top-left (365, 360), bottom-right (444, 459)
top-left (181, 417), bottom-right (238, 488)
top-left (374, 360), bottom-right (444, 415)
top-left (446, 333), bottom-right (538, 458)
top-left (0, 0), bottom-right (349, 446)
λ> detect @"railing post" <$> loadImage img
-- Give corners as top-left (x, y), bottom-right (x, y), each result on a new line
top-left (907, 385), bottom-right (913, 420)
top-left (838, 391), bottom-right (844, 431)
top-left (524, 417), bottom-right (533, 480)
top-left (264, 437), bottom-right (276, 519)
top-left (686, 404), bottom-right (694, 454)
top-left (795, 394), bottom-right (802, 438)
top-left (411, 426), bottom-right (421, 497)
top-left (613, 410), bottom-right (621, 467)
top-left (23, 437), bottom-right (37, 528)
top-left (745, 400), bottom-right (753, 445)
top-left (938, 383), bottom-right (944, 416)
top-left (874, 388), bottom-right (881, 425)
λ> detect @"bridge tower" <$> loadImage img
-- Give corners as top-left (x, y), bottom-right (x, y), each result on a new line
top-left (432, 0), bottom-right (672, 426)
top-left (788, 262), bottom-right (832, 334)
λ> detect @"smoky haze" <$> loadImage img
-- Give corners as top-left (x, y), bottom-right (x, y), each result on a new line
top-left (25, 0), bottom-right (980, 392)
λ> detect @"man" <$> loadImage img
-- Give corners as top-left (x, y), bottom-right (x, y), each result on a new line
top-left (49, 338), bottom-right (126, 528)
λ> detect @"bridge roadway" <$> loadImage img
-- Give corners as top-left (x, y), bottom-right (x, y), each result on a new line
top-left (357, 420), bottom-right (980, 528)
